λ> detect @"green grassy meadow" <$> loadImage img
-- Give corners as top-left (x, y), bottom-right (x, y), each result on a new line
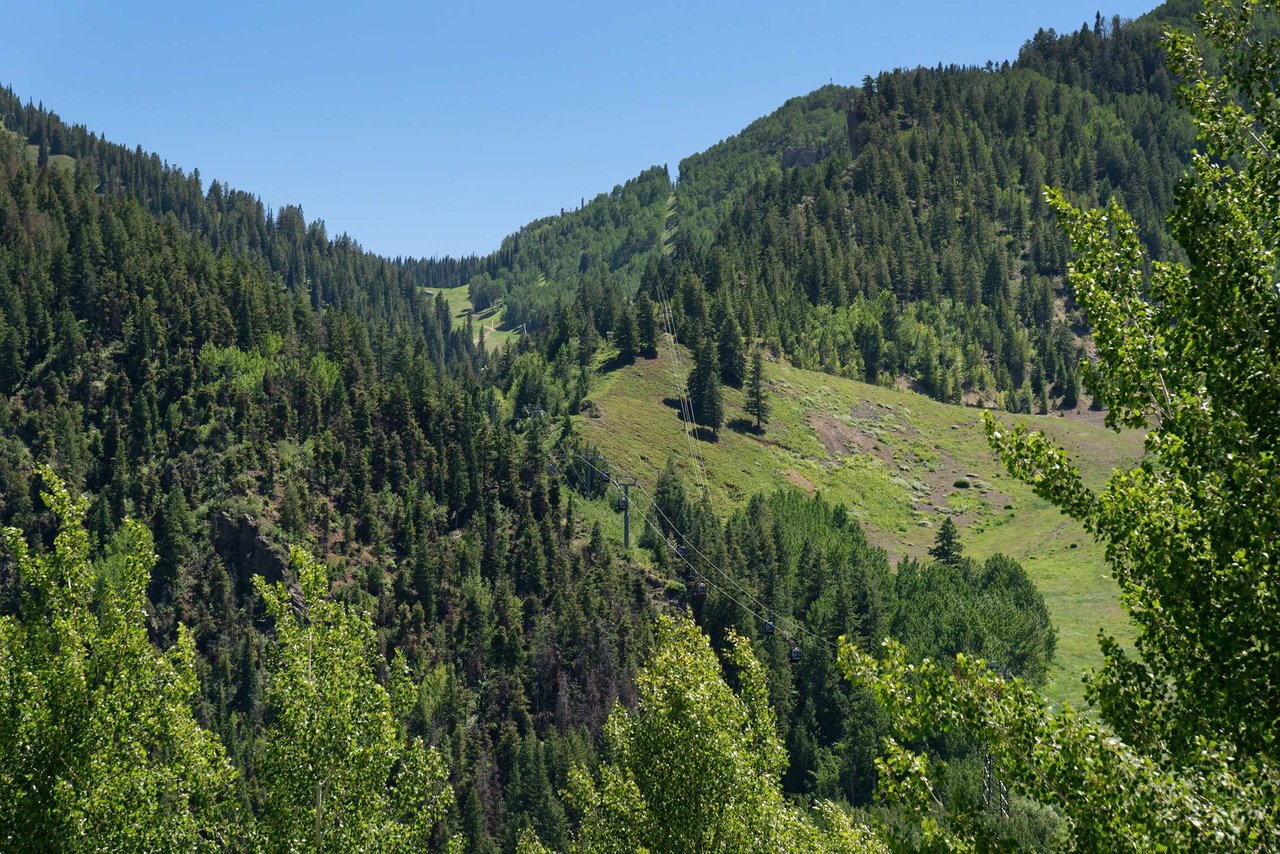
top-left (574, 347), bottom-right (1143, 707)
top-left (426, 284), bottom-right (521, 351)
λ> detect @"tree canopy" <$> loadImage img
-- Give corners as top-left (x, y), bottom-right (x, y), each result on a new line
top-left (566, 613), bottom-right (884, 853)
top-left (841, 2), bottom-right (1280, 848)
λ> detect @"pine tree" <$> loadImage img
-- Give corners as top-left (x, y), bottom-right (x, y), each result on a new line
top-left (614, 303), bottom-right (637, 364)
top-left (1061, 364), bottom-right (1080, 410)
top-left (927, 516), bottom-right (962, 565)
top-left (717, 317), bottom-right (745, 388)
top-left (744, 350), bottom-right (770, 432)
top-left (635, 291), bottom-right (658, 358)
top-left (687, 336), bottom-right (723, 432)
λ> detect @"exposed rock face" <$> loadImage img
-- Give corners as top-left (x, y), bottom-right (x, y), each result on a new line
top-left (214, 512), bottom-right (289, 596)
top-left (781, 146), bottom-right (821, 168)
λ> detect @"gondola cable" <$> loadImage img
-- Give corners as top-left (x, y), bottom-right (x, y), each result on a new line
top-left (567, 447), bottom-right (836, 653)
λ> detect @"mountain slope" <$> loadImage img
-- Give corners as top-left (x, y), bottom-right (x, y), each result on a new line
top-left (573, 347), bottom-right (1140, 706)
top-left (0, 2), bottom-right (1224, 844)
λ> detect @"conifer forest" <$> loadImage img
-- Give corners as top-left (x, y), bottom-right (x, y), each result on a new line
top-left (0, 0), bottom-right (1276, 849)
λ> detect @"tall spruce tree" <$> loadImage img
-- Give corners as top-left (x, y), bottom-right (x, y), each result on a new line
top-left (744, 349), bottom-right (770, 432)
top-left (635, 290), bottom-right (658, 358)
top-left (717, 317), bottom-right (746, 388)
top-left (687, 335), bottom-right (723, 432)
top-left (927, 516), bottom-right (962, 565)
top-left (614, 302), bottom-right (637, 364)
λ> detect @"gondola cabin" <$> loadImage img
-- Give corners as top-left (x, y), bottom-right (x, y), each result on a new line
top-left (692, 580), bottom-right (707, 601)
top-left (616, 496), bottom-right (628, 511)
top-left (763, 619), bottom-right (775, 636)
top-left (789, 644), bottom-right (802, 663)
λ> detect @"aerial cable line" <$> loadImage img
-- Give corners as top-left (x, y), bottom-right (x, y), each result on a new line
top-left (573, 412), bottom-right (833, 651)
top-left (560, 445), bottom-right (803, 650)
top-left (563, 446), bottom-right (835, 653)
top-left (652, 276), bottom-right (709, 495)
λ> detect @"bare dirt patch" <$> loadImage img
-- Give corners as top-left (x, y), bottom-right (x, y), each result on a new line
top-left (783, 469), bottom-right (817, 496)
top-left (808, 413), bottom-right (892, 465)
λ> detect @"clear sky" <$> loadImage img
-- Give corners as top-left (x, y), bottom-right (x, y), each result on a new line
top-left (5, 0), bottom-right (1158, 260)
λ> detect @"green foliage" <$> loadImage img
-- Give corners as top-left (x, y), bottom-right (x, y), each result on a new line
top-left (650, 12), bottom-right (1200, 410)
top-left (998, 0), bottom-right (1280, 758)
top-left (634, 290), bottom-right (658, 358)
top-left (927, 516), bottom-right (963, 565)
top-left (843, 2), bottom-right (1280, 848)
top-left (2, 4), bottom-right (1260, 849)
top-left (0, 468), bottom-right (236, 850)
top-left (687, 334), bottom-right (724, 431)
top-left (481, 167), bottom-right (672, 330)
top-left (744, 349), bottom-right (771, 431)
top-left (253, 548), bottom-right (453, 851)
top-left (889, 553), bottom-right (1057, 689)
top-left (568, 613), bottom-right (884, 853)
top-left (612, 301), bottom-right (637, 364)
top-left (716, 316), bottom-right (746, 388)
top-left (841, 640), bottom-right (1276, 851)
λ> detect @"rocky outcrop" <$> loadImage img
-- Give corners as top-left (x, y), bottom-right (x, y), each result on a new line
top-left (214, 512), bottom-right (289, 597)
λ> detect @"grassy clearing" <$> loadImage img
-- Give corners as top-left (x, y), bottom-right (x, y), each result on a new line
top-left (425, 285), bottom-right (475, 322)
top-left (576, 348), bottom-right (1143, 707)
top-left (425, 284), bottom-right (521, 351)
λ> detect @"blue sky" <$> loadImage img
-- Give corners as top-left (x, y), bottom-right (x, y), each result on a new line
top-left (6, 1), bottom-right (1157, 259)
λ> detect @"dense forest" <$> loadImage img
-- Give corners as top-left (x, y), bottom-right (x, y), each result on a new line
top-left (0, 98), bottom-right (1055, 849)
top-left (1, 0), bottom-right (1275, 849)
top-left (0, 3), bottom-right (1203, 415)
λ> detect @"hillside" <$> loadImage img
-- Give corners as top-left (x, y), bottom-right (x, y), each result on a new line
top-left (2, 0), bottom-right (1263, 848)
top-left (573, 347), bottom-right (1141, 706)
top-left (0, 3), bottom-right (1198, 378)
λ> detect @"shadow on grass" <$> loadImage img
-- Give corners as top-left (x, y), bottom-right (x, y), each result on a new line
top-left (659, 397), bottom-right (721, 442)
top-left (692, 426), bottom-right (719, 443)
top-left (727, 418), bottom-right (762, 436)
top-left (600, 354), bottom-right (639, 373)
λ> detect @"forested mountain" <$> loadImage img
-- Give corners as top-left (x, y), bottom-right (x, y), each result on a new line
top-left (638, 9), bottom-right (1200, 414)
top-left (2, 0), bottom-right (1265, 849)
top-left (422, 2), bottom-right (1206, 414)
top-left (0, 97), bottom-right (1058, 847)
top-left (0, 2), bottom-right (1200, 416)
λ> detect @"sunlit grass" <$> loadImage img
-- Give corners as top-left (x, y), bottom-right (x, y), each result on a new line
top-left (577, 348), bottom-right (1143, 707)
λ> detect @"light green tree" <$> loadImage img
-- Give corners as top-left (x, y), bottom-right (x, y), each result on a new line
top-left (253, 547), bottom-right (454, 852)
top-left (0, 468), bottom-right (237, 851)
top-left (567, 613), bottom-right (883, 853)
top-left (840, 2), bottom-right (1280, 849)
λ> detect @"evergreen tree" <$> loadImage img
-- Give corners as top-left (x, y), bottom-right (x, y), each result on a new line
top-left (927, 515), bottom-right (963, 565)
top-left (744, 349), bottom-right (770, 432)
top-left (613, 303), bottom-right (637, 364)
top-left (1061, 364), bottom-right (1080, 409)
top-left (717, 317), bottom-right (746, 388)
top-left (686, 335), bottom-right (723, 432)
top-left (635, 290), bottom-right (658, 358)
